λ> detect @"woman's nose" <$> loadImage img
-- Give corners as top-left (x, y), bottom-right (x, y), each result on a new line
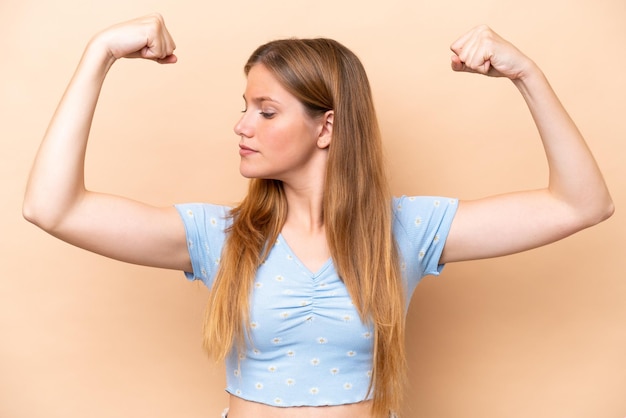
top-left (233, 113), bottom-right (252, 138)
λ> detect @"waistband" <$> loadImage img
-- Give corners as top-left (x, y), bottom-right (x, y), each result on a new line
top-left (221, 409), bottom-right (398, 417)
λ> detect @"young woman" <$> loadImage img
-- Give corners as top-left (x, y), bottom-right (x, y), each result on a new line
top-left (23, 13), bottom-right (613, 418)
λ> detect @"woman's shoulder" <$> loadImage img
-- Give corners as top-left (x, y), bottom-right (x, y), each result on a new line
top-left (174, 202), bottom-right (233, 229)
top-left (391, 195), bottom-right (459, 233)
top-left (392, 195), bottom-right (458, 212)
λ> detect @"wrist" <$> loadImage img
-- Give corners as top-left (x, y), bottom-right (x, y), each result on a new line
top-left (84, 33), bottom-right (118, 73)
top-left (511, 60), bottom-right (552, 101)
top-left (512, 58), bottom-right (542, 83)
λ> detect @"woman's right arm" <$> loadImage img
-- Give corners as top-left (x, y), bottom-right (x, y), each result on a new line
top-left (23, 14), bottom-right (192, 272)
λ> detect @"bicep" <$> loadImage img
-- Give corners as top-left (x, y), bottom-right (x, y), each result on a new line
top-left (49, 191), bottom-right (191, 272)
top-left (440, 189), bottom-right (582, 264)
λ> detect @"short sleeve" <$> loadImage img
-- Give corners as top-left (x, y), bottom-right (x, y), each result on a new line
top-left (174, 203), bottom-right (231, 289)
top-left (392, 196), bottom-right (458, 298)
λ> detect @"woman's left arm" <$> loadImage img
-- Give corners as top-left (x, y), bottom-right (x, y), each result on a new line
top-left (440, 25), bottom-right (614, 264)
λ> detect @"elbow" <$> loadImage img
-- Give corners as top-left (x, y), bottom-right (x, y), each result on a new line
top-left (578, 196), bottom-right (615, 230)
top-left (22, 194), bottom-right (38, 224)
top-left (593, 191), bottom-right (615, 225)
top-left (23, 184), bottom-right (44, 227)
top-left (597, 199), bottom-right (615, 224)
top-left (22, 183), bottom-right (83, 232)
top-left (22, 199), bottom-right (48, 230)
top-left (22, 197), bottom-right (62, 233)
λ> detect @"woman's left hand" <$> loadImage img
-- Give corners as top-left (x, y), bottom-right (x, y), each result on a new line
top-left (450, 25), bottom-right (532, 80)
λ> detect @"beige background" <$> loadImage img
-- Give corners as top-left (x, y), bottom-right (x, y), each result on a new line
top-left (2, 0), bottom-right (625, 417)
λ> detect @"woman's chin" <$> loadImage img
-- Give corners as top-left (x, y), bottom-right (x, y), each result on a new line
top-left (239, 168), bottom-right (264, 180)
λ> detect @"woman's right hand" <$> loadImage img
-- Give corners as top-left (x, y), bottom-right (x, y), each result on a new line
top-left (90, 13), bottom-right (177, 65)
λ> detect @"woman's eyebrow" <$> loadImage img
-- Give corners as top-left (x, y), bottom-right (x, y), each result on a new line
top-left (242, 94), bottom-right (281, 104)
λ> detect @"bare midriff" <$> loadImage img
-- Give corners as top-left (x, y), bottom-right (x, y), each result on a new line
top-left (227, 395), bottom-right (374, 418)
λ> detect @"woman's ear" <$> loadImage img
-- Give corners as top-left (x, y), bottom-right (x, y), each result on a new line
top-left (317, 110), bottom-right (333, 149)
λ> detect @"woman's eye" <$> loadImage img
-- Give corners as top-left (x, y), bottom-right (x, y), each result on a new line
top-left (260, 111), bottom-right (276, 119)
top-left (241, 108), bottom-right (247, 113)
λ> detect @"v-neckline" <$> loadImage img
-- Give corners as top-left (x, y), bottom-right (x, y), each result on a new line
top-left (277, 233), bottom-right (333, 278)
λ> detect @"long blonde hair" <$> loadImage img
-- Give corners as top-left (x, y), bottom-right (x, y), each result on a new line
top-left (204, 38), bottom-right (406, 417)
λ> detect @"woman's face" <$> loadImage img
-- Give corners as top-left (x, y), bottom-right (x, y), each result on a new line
top-left (234, 64), bottom-right (330, 183)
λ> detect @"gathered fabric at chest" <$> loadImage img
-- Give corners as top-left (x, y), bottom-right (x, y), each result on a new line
top-left (226, 235), bottom-right (375, 406)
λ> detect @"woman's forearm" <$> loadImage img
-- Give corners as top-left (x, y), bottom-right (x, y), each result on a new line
top-left (23, 39), bottom-right (115, 230)
top-left (513, 63), bottom-right (614, 225)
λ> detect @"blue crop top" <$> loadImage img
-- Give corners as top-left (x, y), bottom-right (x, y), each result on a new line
top-left (175, 195), bottom-right (457, 407)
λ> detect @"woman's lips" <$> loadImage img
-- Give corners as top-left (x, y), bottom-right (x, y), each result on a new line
top-left (239, 144), bottom-right (257, 156)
